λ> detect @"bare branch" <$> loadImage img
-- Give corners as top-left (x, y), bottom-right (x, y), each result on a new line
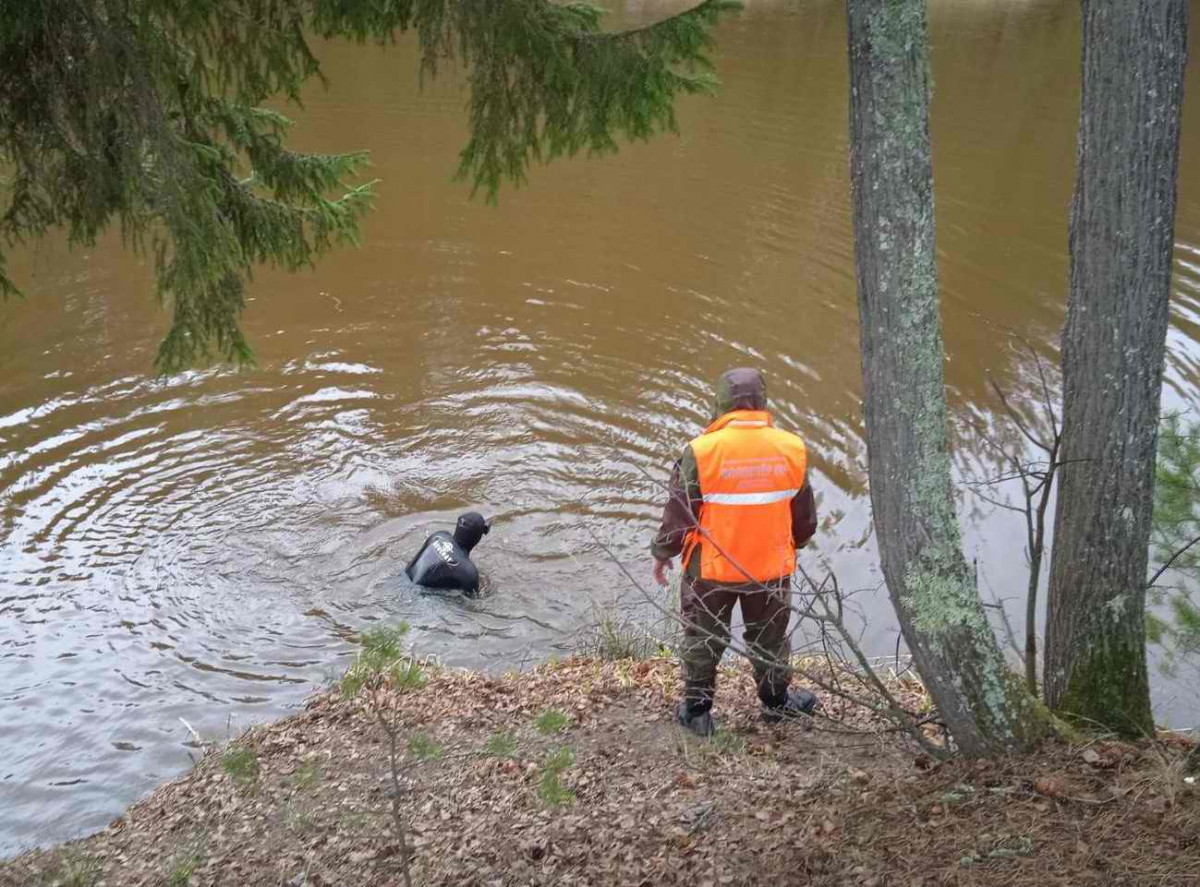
top-left (969, 489), bottom-right (1029, 516)
top-left (1147, 534), bottom-right (1200, 589)
top-left (796, 563), bottom-right (947, 758)
top-left (988, 373), bottom-right (1053, 453)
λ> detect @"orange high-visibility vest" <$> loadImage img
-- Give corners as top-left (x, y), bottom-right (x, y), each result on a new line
top-left (682, 409), bottom-right (808, 584)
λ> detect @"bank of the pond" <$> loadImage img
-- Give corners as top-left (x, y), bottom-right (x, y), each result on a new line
top-left (2, 656), bottom-right (1198, 887)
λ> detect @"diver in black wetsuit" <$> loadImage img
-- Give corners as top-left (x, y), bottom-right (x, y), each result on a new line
top-left (405, 512), bottom-right (490, 595)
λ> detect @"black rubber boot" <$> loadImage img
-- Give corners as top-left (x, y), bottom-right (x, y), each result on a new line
top-left (676, 701), bottom-right (716, 737)
top-left (762, 688), bottom-right (820, 724)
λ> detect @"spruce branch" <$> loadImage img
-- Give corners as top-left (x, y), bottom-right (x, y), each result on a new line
top-left (4, 0), bottom-right (736, 369)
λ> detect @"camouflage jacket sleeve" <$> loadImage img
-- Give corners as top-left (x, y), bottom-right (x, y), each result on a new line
top-left (791, 481), bottom-right (817, 548)
top-left (650, 445), bottom-right (702, 561)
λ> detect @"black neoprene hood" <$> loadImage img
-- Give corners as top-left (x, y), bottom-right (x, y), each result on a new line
top-left (453, 512), bottom-right (489, 553)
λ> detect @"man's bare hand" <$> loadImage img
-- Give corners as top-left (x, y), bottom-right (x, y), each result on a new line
top-left (652, 557), bottom-right (673, 588)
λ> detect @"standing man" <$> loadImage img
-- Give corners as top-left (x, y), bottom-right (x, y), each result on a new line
top-left (652, 367), bottom-right (819, 736)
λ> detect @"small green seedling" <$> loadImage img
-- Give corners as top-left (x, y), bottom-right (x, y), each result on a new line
top-left (534, 708), bottom-right (571, 735)
top-left (708, 729), bottom-right (747, 756)
top-left (537, 747), bottom-right (577, 806)
top-left (292, 759), bottom-right (322, 790)
top-left (283, 802), bottom-right (316, 832)
top-left (407, 733), bottom-right (445, 761)
top-left (484, 731), bottom-right (519, 758)
top-left (339, 624), bottom-right (426, 697)
top-left (221, 745), bottom-right (259, 783)
top-left (166, 853), bottom-right (202, 887)
top-left (52, 852), bottom-right (102, 887)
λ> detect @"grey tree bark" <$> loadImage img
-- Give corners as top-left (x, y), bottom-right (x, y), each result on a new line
top-left (845, 0), bottom-right (1037, 755)
top-left (1045, 0), bottom-right (1188, 737)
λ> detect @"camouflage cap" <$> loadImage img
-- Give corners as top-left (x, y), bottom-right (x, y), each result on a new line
top-left (713, 367), bottom-right (767, 418)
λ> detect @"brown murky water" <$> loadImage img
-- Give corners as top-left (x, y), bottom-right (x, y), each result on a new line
top-left (4, 0), bottom-right (1200, 854)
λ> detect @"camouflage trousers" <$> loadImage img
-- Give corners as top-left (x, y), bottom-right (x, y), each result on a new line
top-left (678, 575), bottom-right (792, 715)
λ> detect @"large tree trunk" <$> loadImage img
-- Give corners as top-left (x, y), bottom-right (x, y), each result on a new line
top-left (846, 0), bottom-right (1035, 755)
top-left (1045, 0), bottom-right (1188, 737)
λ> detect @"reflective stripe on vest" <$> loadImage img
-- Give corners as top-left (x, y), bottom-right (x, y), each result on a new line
top-left (684, 409), bottom-right (808, 584)
top-left (703, 488), bottom-right (800, 505)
